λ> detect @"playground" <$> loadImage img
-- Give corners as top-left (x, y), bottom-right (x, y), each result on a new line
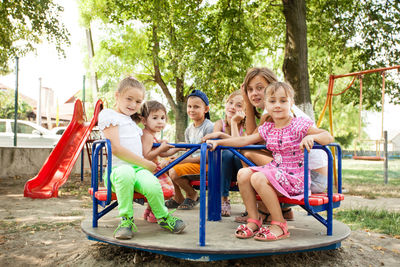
top-left (1, 166), bottom-right (399, 266)
top-left (0, 66), bottom-right (398, 265)
top-left (1, 2), bottom-right (400, 265)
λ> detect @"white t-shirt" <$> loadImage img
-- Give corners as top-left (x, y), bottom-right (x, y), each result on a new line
top-left (98, 109), bottom-right (143, 168)
top-left (185, 119), bottom-right (214, 157)
top-left (263, 105), bottom-right (328, 169)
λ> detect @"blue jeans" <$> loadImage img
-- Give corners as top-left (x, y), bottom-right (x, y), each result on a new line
top-left (221, 150), bottom-right (243, 197)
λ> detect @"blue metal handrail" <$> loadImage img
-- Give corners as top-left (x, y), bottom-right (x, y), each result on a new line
top-left (91, 139), bottom-right (342, 244)
top-left (90, 140), bottom-right (208, 245)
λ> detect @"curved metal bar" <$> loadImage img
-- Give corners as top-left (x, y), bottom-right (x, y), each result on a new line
top-left (105, 139), bottom-right (112, 205)
top-left (91, 140), bottom-right (105, 227)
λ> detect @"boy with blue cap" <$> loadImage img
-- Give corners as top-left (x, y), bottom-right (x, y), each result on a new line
top-left (165, 90), bottom-right (214, 210)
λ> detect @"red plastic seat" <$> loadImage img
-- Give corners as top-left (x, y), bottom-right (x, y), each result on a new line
top-left (255, 193), bottom-right (344, 206)
top-left (189, 181), bottom-right (237, 187)
top-left (88, 187), bottom-right (145, 202)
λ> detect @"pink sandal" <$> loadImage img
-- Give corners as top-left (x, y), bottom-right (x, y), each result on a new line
top-left (235, 218), bottom-right (262, 239)
top-left (221, 200), bottom-right (231, 217)
top-left (143, 207), bottom-right (157, 223)
top-left (254, 220), bottom-right (290, 241)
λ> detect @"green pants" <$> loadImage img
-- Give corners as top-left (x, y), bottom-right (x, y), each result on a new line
top-left (106, 164), bottom-right (169, 219)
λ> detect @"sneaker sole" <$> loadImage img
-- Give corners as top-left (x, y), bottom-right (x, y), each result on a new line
top-left (160, 223), bottom-right (186, 234)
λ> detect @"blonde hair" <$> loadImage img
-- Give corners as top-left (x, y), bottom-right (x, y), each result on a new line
top-left (225, 90), bottom-right (242, 103)
top-left (117, 76), bottom-right (145, 123)
top-left (243, 67), bottom-right (278, 118)
top-left (265, 81), bottom-right (295, 100)
top-left (223, 90), bottom-right (245, 134)
top-left (117, 76), bottom-right (145, 93)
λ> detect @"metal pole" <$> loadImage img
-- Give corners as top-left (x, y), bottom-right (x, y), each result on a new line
top-left (13, 57), bottom-right (19, 147)
top-left (37, 77), bottom-right (42, 126)
top-left (384, 131), bottom-right (388, 184)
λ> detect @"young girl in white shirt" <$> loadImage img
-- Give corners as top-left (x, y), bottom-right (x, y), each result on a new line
top-left (98, 77), bottom-right (185, 240)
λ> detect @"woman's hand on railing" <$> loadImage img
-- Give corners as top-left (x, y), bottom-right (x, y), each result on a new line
top-left (202, 132), bottom-right (221, 142)
top-left (206, 139), bottom-right (219, 151)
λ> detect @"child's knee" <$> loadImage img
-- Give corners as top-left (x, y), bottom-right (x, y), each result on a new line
top-left (169, 168), bottom-right (178, 180)
top-left (237, 168), bottom-right (252, 184)
top-left (250, 172), bottom-right (267, 187)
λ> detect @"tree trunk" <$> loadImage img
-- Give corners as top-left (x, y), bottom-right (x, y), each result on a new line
top-left (151, 24), bottom-right (187, 142)
top-left (282, 0), bottom-right (314, 118)
top-left (175, 77), bottom-right (187, 142)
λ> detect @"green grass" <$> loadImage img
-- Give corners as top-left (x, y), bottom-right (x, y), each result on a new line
top-left (342, 159), bottom-right (400, 198)
top-left (335, 208), bottom-right (400, 237)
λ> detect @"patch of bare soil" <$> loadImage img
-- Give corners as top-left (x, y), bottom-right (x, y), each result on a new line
top-left (0, 175), bottom-right (399, 266)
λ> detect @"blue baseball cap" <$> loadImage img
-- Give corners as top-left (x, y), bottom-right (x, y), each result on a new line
top-left (188, 90), bottom-right (210, 119)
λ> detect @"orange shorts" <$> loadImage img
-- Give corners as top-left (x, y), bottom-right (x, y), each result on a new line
top-left (172, 163), bottom-right (208, 178)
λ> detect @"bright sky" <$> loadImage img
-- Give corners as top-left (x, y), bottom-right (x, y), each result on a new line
top-left (0, 1), bottom-right (399, 139)
top-left (0, 1), bottom-right (85, 103)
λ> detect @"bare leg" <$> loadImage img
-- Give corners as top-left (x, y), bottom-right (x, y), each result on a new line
top-left (236, 168), bottom-right (259, 236)
top-left (169, 169), bottom-right (185, 203)
top-left (250, 172), bottom-right (284, 236)
top-left (173, 176), bottom-right (198, 200)
top-left (241, 150), bottom-right (273, 167)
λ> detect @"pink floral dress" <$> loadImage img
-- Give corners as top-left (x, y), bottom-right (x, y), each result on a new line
top-left (250, 117), bottom-right (313, 200)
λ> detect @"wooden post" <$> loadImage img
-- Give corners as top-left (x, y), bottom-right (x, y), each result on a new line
top-left (384, 131), bottom-right (388, 184)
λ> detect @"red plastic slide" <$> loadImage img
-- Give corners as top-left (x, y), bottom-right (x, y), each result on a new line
top-left (24, 99), bottom-right (103, 199)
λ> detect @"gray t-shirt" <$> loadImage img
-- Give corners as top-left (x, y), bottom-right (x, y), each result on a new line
top-left (185, 119), bottom-right (214, 157)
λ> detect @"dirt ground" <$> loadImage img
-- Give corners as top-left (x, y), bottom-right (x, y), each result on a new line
top-left (1, 175), bottom-right (399, 266)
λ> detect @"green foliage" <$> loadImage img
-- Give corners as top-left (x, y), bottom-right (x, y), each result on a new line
top-left (306, 0), bottom-right (400, 143)
top-left (0, 0), bottom-right (70, 74)
top-left (335, 208), bottom-right (400, 236)
top-left (0, 90), bottom-right (34, 119)
top-left (79, 0), bottom-right (285, 103)
top-left (78, 0), bottom-right (400, 141)
top-left (307, 0), bottom-right (400, 110)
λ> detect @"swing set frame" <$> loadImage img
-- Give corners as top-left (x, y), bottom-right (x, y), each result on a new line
top-left (316, 65), bottom-right (400, 185)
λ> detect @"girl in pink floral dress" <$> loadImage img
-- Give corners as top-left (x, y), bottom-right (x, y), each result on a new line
top-left (207, 82), bottom-right (333, 242)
